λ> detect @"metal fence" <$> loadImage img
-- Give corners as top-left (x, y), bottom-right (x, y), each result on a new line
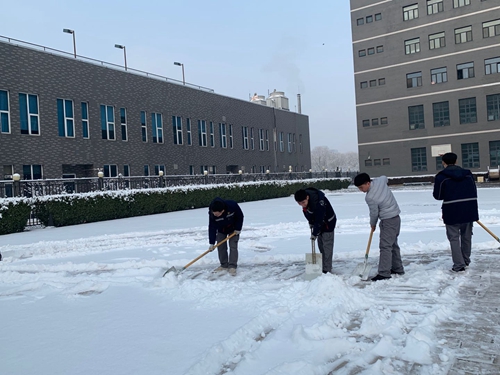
top-left (0, 171), bottom-right (356, 199)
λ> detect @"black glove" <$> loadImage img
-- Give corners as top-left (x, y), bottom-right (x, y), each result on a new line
top-left (310, 234), bottom-right (317, 241)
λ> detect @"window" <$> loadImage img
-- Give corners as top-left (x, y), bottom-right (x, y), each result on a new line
top-left (359, 50), bottom-right (366, 57)
top-left (403, 4), bottom-right (419, 21)
top-left (372, 118), bottom-right (379, 126)
top-left (367, 47), bottom-right (375, 55)
top-left (141, 111), bottom-right (147, 142)
top-left (431, 67), bottom-right (448, 84)
top-left (374, 159), bottom-right (381, 166)
top-left (411, 147), bottom-right (427, 171)
top-left (299, 134), bottom-right (303, 153)
top-left (360, 81), bottom-right (368, 89)
top-left (427, 0), bottom-right (443, 15)
top-left (487, 94), bottom-right (500, 121)
top-left (81, 102), bottom-right (89, 139)
top-left (369, 80), bottom-right (376, 87)
top-left (490, 140), bottom-right (500, 167)
top-left (375, 13), bottom-right (382, 21)
top-left (376, 45), bottom-right (384, 53)
top-left (100, 104), bottom-right (115, 140)
top-left (378, 78), bottom-right (386, 85)
top-left (362, 119), bottom-right (370, 127)
top-left (409, 105), bottom-right (425, 130)
top-left (461, 143), bottom-right (480, 168)
top-left (57, 99), bottom-right (75, 138)
top-left (357, 18), bottom-right (364, 26)
top-left (19, 93), bottom-right (40, 135)
top-left (103, 164), bottom-right (118, 177)
top-left (429, 32), bottom-right (446, 50)
top-left (250, 127), bottom-right (255, 150)
top-left (173, 116), bottom-right (183, 145)
top-left (383, 158), bottom-right (390, 165)
top-left (229, 124), bottom-right (234, 149)
top-left (219, 123), bottom-right (227, 148)
top-left (455, 26), bottom-right (472, 44)
top-left (0, 90), bottom-right (10, 133)
top-left (485, 57), bottom-right (500, 75)
top-left (366, 15), bottom-right (373, 23)
top-left (241, 126), bottom-right (249, 150)
top-left (265, 130), bottom-right (269, 151)
top-left (186, 118), bottom-right (192, 145)
top-left (279, 132), bottom-right (284, 152)
top-left (453, 0), bottom-right (470, 8)
top-left (287, 133), bottom-right (293, 153)
top-left (151, 113), bottom-right (163, 143)
top-left (459, 97), bottom-right (477, 124)
top-left (198, 120), bottom-right (207, 147)
top-left (154, 165), bottom-right (165, 175)
top-left (259, 129), bottom-right (264, 151)
top-left (381, 117), bottom-right (388, 125)
top-left (23, 164), bottom-right (43, 180)
top-left (123, 165), bottom-right (130, 177)
top-left (436, 156), bottom-right (444, 171)
top-left (120, 108), bottom-right (127, 141)
top-left (457, 62), bottom-right (474, 79)
top-left (143, 165), bottom-right (150, 176)
top-left (210, 122), bottom-right (215, 147)
top-left (407, 72), bottom-right (422, 88)
top-left (483, 19), bottom-right (500, 38)
top-left (433, 101), bottom-right (450, 127)
top-left (405, 38), bottom-right (420, 55)
top-left (365, 159), bottom-right (372, 167)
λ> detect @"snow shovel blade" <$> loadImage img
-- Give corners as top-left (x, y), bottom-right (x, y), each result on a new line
top-left (304, 253), bottom-right (323, 281)
top-left (162, 266), bottom-right (178, 277)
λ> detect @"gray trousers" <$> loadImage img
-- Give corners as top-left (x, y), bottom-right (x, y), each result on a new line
top-left (318, 231), bottom-right (335, 273)
top-left (446, 222), bottom-right (473, 271)
top-left (216, 232), bottom-right (239, 268)
top-left (378, 215), bottom-right (404, 277)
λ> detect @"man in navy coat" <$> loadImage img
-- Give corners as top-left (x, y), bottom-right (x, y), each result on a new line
top-left (433, 152), bottom-right (479, 272)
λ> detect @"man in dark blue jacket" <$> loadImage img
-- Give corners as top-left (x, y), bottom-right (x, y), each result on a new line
top-left (208, 197), bottom-right (244, 275)
top-left (294, 188), bottom-right (337, 273)
top-left (433, 152), bottom-right (479, 272)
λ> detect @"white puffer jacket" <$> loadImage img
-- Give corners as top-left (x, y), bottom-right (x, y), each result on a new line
top-left (365, 176), bottom-right (400, 226)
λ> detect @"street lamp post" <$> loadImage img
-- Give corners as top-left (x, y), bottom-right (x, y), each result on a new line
top-left (115, 44), bottom-right (127, 70)
top-left (174, 62), bottom-right (185, 85)
top-left (63, 28), bottom-right (76, 58)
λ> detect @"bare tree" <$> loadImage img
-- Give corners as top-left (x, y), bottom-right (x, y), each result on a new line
top-left (311, 147), bottom-right (359, 172)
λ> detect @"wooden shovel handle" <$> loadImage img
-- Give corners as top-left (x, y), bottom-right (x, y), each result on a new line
top-left (183, 232), bottom-right (238, 269)
top-left (476, 220), bottom-right (500, 243)
top-left (364, 228), bottom-right (375, 258)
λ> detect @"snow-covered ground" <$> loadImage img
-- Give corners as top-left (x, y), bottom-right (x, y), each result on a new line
top-left (1, 186), bottom-right (500, 375)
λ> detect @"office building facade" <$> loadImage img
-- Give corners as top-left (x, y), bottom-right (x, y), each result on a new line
top-left (0, 39), bottom-right (310, 180)
top-left (351, 0), bottom-right (500, 176)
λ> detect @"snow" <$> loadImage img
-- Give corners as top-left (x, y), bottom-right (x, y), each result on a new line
top-left (1, 186), bottom-right (500, 375)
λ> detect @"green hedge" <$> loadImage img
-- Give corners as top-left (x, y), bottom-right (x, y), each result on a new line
top-left (0, 200), bottom-right (32, 235)
top-left (1, 178), bottom-right (350, 233)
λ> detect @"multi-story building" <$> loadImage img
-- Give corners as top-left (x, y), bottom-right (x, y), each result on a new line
top-left (0, 37), bottom-right (311, 180)
top-left (350, 0), bottom-right (500, 176)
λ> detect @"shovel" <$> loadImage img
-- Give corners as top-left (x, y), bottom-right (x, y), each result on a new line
top-left (304, 237), bottom-right (323, 281)
top-left (162, 232), bottom-right (237, 277)
top-left (353, 228), bottom-right (375, 280)
top-left (476, 220), bottom-right (500, 244)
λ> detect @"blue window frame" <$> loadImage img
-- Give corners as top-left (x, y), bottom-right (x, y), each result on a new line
top-left (141, 111), bottom-right (147, 142)
top-left (152, 112), bottom-right (163, 143)
top-left (219, 123), bottom-right (227, 148)
top-left (0, 90), bottom-right (10, 133)
top-left (186, 118), bottom-right (192, 145)
top-left (19, 93), bottom-right (40, 135)
top-left (100, 105), bottom-right (115, 140)
top-left (81, 102), bottom-right (89, 138)
top-left (198, 120), bottom-right (207, 147)
top-left (173, 116), bottom-right (183, 145)
top-left (120, 108), bottom-right (127, 141)
top-left (57, 99), bottom-right (75, 137)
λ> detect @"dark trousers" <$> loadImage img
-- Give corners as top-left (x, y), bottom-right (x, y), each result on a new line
top-left (318, 231), bottom-right (334, 273)
top-left (216, 232), bottom-right (239, 268)
top-left (446, 222), bottom-right (473, 271)
top-left (378, 215), bottom-right (404, 277)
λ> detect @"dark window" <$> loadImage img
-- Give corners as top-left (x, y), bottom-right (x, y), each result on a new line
top-left (374, 159), bottom-right (381, 166)
top-left (407, 72), bottom-right (422, 88)
top-left (487, 94), bottom-right (500, 121)
top-left (380, 117), bottom-right (388, 125)
top-left (366, 15), bottom-right (373, 23)
top-left (372, 118), bottom-right (379, 126)
top-left (436, 156), bottom-right (444, 170)
top-left (367, 47), bottom-right (375, 55)
top-left (375, 13), bottom-right (382, 21)
top-left (409, 105), bottom-right (425, 130)
top-left (378, 78), bottom-right (386, 85)
top-left (411, 147), bottom-right (427, 171)
top-left (362, 119), bottom-right (370, 127)
top-left (433, 101), bottom-right (450, 127)
top-left (369, 80), bottom-right (377, 87)
top-left (490, 140), bottom-right (500, 166)
top-left (359, 49), bottom-right (366, 57)
top-left (457, 62), bottom-right (474, 79)
top-left (365, 159), bottom-right (372, 167)
top-left (461, 143), bottom-right (480, 168)
top-left (357, 18), bottom-right (364, 26)
top-left (376, 45), bottom-right (384, 53)
top-left (383, 158), bottom-right (390, 165)
top-left (459, 97), bottom-right (477, 124)
top-left (360, 81), bottom-right (368, 89)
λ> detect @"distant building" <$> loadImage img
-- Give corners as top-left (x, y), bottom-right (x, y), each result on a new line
top-left (0, 38), bottom-right (311, 179)
top-left (350, 0), bottom-right (500, 176)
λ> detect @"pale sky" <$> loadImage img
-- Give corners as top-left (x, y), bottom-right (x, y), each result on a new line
top-left (1, 0), bottom-right (357, 152)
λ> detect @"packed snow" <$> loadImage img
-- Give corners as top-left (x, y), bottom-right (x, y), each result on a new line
top-left (1, 186), bottom-right (500, 375)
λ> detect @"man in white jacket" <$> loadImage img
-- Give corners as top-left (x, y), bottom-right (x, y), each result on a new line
top-left (354, 173), bottom-right (405, 281)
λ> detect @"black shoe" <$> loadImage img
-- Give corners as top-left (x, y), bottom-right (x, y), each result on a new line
top-left (371, 274), bottom-right (391, 281)
top-left (0, 252), bottom-right (2, 261)
top-left (451, 267), bottom-right (466, 273)
top-left (390, 270), bottom-right (405, 275)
